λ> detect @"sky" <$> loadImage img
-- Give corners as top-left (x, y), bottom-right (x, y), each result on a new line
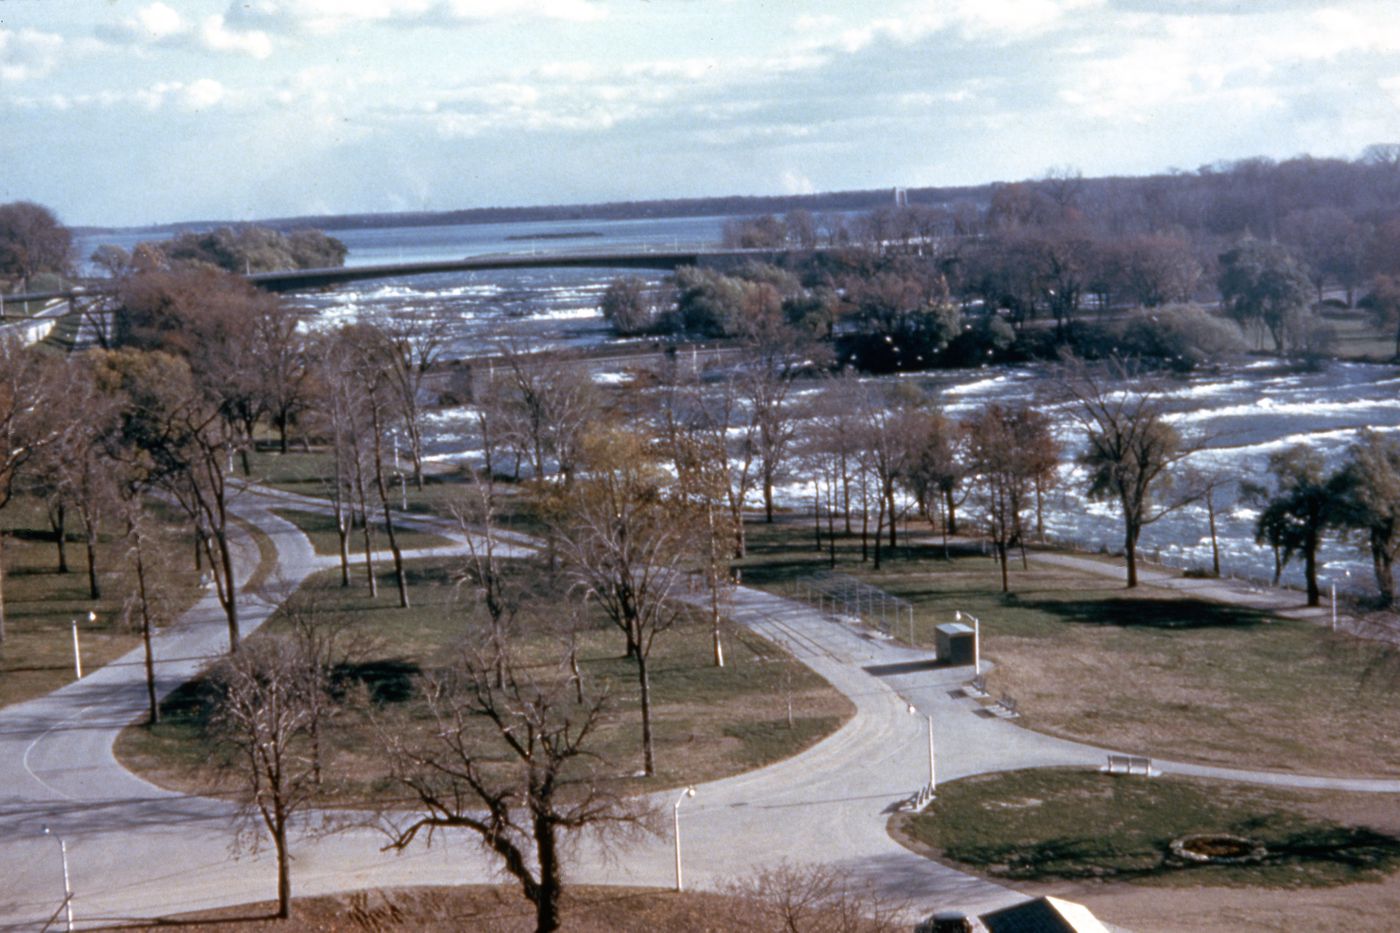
top-left (2, 0), bottom-right (1399, 228)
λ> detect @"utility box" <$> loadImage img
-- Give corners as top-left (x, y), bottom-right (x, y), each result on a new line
top-left (936, 622), bottom-right (975, 665)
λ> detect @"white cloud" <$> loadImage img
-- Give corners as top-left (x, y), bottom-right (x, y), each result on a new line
top-left (131, 3), bottom-right (187, 42)
top-left (201, 16), bottom-right (274, 59)
top-left (226, 0), bottom-right (605, 35)
top-left (181, 78), bottom-right (228, 110)
top-left (99, 3), bottom-right (272, 58)
top-left (0, 27), bottom-right (66, 83)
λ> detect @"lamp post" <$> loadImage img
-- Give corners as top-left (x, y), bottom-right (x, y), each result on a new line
top-left (907, 704), bottom-right (935, 793)
top-left (71, 620), bottom-right (83, 680)
top-left (1331, 570), bottom-right (1351, 633)
top-left (43, 825), bottom-right (73, 932)
top-left (956, 610), bottom-right (982, 674)
top-left (673, 786), bottom-right (695, 892)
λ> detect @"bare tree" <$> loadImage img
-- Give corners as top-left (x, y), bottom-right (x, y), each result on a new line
top-left (99, 348), bottom-right (247, 650)
top-left (555, 428), bottom-right (693, 776)
top-left (451, 469), bottom-right (522, 686)
top-left (383, 646), bottom-right (647, 933)
top-left (661, 364), bottom-right (756, 560)
top-left (660, 382), bottom-right (737, 665)
top-left (722, 861), bottom-right (907, 933)
top-left (0, 337), bottom-right (59, 641)
top-left (211, 638), bottom-right (323, 919)
top-left (1061, 358), bottom-right (1197, 588)
top-left (364, 311), bottom-right (450, 489)
top-left (964, 403), bottom-right (1058, 591)
top-left (496, 343), bottom-right (600, 487)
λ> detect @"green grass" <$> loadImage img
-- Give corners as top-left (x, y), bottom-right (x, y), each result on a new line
top-left (271, 508), bottom-right (454, 556)
top-left (900, 769), bottom-right (1400, 888)
top-left (115, 554), bottom-right (853, 802)
top-left (737, 517), bottom-right (1400, 776)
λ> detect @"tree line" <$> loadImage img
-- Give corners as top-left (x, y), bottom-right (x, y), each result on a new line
top-left (0, 200), bottom-right (347, 293)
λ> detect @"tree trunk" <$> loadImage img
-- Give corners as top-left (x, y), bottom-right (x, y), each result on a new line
top-left (873, 491), bottom-right (885, 570)
top-left (134, 525), bottom-right (159, 725)
top-left (763, 474), bottom-right (775, 523)
top-left (275, 821), bottom-right (292, 920)
top-left (840, 452), bottom-right (851, 534)
top-left (533, 818), bottom-right (563, 933)
top-left (1207, 488), bottom-right (1221, 578)
top-left (944, 486), bottom-right (958, 536)
top-left (637, 651), bottom-right (655, 776)
top-left (886, 477), bottom-right (897, 549)
top-left (0, 531), bottom-right (8, 643)
top-left (50, 501), bottom-right (69, 573)
top-left (1304, 540), bottom-right (1320, 607)
top-left (84, 520), bottom-right (101, 599)
top-left (1373, 539), bottom-right (1394, 608)
top-left (371, 407), bottom-right (410, 609)
top-left (216, 525), bottom-right (241, 651)
top-left (1124, 520), bottom-right (1140, 589)
top-left (996, 540), bottom-right (1009, 593)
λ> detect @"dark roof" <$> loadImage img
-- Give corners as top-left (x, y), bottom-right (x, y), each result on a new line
top-left (980, 897), bottom-right (1103, 933)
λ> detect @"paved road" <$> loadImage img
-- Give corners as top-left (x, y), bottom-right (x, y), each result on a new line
top-left (3, 495), bottom-right (1399, 929)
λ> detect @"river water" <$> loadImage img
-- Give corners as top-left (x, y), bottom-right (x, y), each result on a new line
top-left (78, 215), bottom-right (1400, 596)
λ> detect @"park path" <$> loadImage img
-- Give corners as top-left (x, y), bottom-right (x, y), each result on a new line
top-left (2, 493), bottom-right (1399, 928)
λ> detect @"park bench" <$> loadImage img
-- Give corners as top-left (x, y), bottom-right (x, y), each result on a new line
top-left (965, 673), bottom-right (988, 697)
top-left (990, 695), bottom-right (1019, 718)
top-left (1103, 754), bottom-right (1157, 777)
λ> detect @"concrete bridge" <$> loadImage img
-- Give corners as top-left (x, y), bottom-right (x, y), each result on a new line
top-left (246, 246), bottom-right (788, 292)
top-left (1, 246), bottom-right (799, 305)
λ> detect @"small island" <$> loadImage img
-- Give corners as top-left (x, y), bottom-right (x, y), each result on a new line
top-left (505, 230), bottom-right (604, 241)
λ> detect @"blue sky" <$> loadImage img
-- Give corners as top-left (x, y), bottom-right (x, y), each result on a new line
top-left (3, 0), bottom-right (1399, 227)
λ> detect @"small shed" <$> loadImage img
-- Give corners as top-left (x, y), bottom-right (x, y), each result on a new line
top-left (936, 622), bottom-right (975, 665)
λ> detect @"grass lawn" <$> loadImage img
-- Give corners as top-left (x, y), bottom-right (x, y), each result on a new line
top-left (0, 496), bottom-right (205, 709)
top-left (737, 518), bottom-right (1400, 776)
top-left (271, 508), bottom-right (454, 556)
top-left (115, 554), bottom-right (852, 803)
top-left (897, 768), bottom-right (1400, 888)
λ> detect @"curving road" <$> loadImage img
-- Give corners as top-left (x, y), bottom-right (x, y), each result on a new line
top-left (3, 487), bottom-right (1398, 929)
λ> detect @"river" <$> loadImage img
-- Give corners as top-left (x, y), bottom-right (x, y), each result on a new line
top-left (77, 214), bottom-right (1400, 597)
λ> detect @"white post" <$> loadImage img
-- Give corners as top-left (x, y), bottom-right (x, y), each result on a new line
top-left (673, 786), bottom-right (695, 891)
top-left (1331, 583), bottom-right (1337, 632)
top-left (44, 826), bottom-right (74, 932)
top-left (907, 705), bottom-right (935, 794)
top-left (927, 714), bottom-right (937, 792)
top-left (974, 618), bottom-right (980, 674)
top-left (71, 620), bottom-right (83, 680)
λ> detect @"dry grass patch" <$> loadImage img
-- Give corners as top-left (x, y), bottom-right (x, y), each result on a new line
top-left (738, 518), bottom-right (1400, 776)
top-left (116, 555), bottom-right (852, 803)
top-left (0, 497), bottom-right (204, 709)
top-left (109, 882), bottom-right (897, 932)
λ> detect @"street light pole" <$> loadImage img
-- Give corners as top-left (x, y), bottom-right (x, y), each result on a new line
top-left (71, 619), bottom-right (83, 680)
top-left (673, 786), bottom-right (696, 891)
top-left (956, 610), bottom-right (982, 674)
top-left (907, 704), bottom-right (935, 792)
top-left (43, 825), bottom-right (73, 932)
